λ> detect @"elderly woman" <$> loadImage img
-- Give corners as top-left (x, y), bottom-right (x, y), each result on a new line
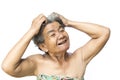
top-left (2, 12), bottom-right (110, 80)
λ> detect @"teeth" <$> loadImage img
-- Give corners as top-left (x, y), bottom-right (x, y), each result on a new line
top-left (58, 40), bottom-right (66, 45)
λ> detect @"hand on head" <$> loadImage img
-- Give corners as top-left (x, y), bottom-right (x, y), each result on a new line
top-left (51, 12), bottom-right (69, 26)
top-left (31, 12), bottom-right (69, 35)
top-left (31, 14), bottom-right (47, 35)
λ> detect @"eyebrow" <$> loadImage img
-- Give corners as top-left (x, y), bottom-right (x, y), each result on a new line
top-left (47, 29), bottom-right (55, 35)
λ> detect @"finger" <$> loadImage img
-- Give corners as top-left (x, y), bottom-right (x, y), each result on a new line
top-left (33, 15), bottom-right (46, 25)
top-left (39, 16), bottom-right (47, 23)
top-left (36, 14), bottom-right (45, 21)
top-left (37, 14), bottom-right (45, 19)
top-left (37, 16), bottom-right (47, 28)
top-left (33, 14), bottom-right (45, 22)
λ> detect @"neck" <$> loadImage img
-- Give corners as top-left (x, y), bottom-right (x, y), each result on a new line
top-left (47, 51), bottom-right (68, 64)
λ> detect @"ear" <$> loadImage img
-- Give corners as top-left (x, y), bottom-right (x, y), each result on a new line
top-left (39, 43), bottom-right (48, 52)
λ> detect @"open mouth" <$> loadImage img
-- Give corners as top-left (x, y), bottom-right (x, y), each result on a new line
top-left (57, 39), bottom-right (67, 45)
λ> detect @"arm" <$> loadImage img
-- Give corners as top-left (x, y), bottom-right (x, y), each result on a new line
top-left (2, 14), bottom-right (46, 77)
top-left (68, 21), bottom-right (110, 64)
top-left (56, 12), bottom-right (110, 65)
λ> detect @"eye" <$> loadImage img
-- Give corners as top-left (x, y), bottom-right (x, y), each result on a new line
top-left (50, 33), bottom-right (56, 37)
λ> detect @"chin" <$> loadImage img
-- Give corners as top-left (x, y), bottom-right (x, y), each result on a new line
top-left (58, 44), bottom-right (70, 52)
top-left (57, 39), bottom-right (70, 52)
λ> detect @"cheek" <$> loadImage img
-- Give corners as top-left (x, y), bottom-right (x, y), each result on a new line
top-left (45, 37), bottom-right (56, 49)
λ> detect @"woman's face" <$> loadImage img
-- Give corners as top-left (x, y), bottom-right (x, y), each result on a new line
top-left (42, 21), bottom-right (70, 54)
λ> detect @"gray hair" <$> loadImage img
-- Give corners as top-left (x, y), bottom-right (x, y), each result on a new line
top-left (32, 13), bottom-right (65, 49)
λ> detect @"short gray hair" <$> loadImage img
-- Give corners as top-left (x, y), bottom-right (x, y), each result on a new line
top-left (32, 13), bottom-right (65, 49)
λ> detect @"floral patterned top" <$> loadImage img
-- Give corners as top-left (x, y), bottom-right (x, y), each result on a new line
top-left (37, 74), bottom-right (84, 80)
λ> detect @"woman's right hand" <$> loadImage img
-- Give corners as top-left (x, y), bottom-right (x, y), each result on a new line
top-left (30, 14), bottom-right (46, 35)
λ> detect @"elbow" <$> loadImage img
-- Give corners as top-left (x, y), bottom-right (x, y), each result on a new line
top-left (1, 63), bottom-right (18, 77)
top-left (90, 27), bottom-right (111, 39)
top-left (98, 27), bottom-right (111, 42)
top-left (104, 27), bottom-right (111, 38)
top-left (1, 63), bottom-right (12, 75)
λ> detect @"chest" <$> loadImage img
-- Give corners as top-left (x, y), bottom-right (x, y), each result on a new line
top-left (36, 59), bottom-right (85, 78)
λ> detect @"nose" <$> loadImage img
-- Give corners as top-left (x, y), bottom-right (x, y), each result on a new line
top-left (58, 33), bottom-right (65, 40)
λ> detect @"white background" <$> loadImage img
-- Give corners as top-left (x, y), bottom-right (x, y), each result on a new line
top-left (0, 0), bottom-right (120, 80)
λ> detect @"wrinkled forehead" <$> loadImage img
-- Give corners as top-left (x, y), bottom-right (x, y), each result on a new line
top-left (38, 17), bottom-right (65, 38)
top-left (43, 21), bottom-right (63, 34)
top-left (46, 21), bottom-right (61, 28)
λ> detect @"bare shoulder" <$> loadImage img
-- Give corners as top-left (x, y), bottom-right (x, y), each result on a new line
top-left (70, 48), bottom-right (82, 57)
top-left (26, 53), bottom-right (45, 63)
top-left (68, 48), bottom-right (83, 61)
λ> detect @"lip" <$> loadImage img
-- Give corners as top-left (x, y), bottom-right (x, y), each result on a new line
top-left (57, 38), bottom-right (67, 45)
